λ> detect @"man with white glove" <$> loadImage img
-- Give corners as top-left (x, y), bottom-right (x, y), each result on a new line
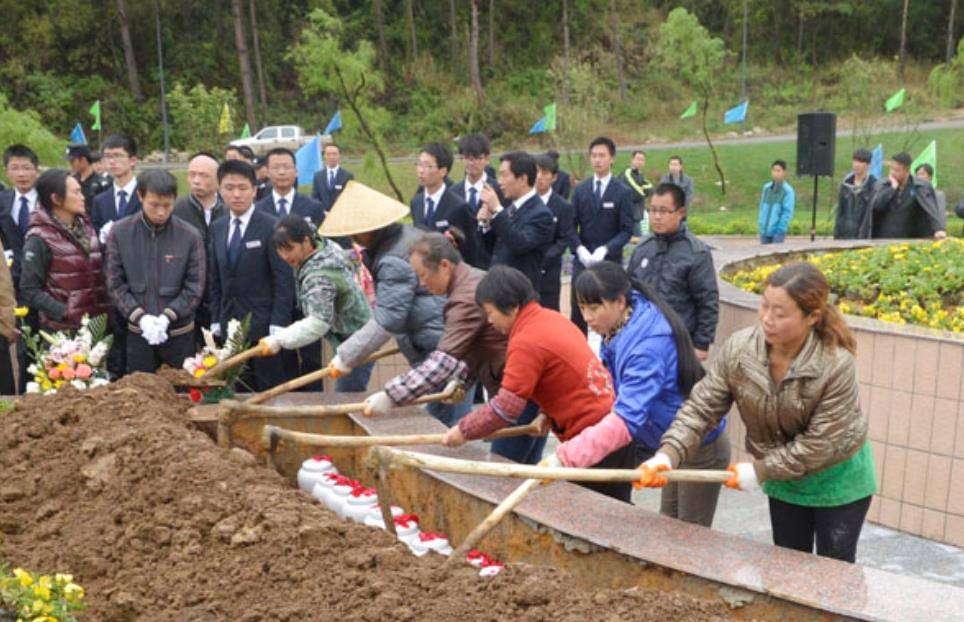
top-left (98, 219), bottom-right (114, 245)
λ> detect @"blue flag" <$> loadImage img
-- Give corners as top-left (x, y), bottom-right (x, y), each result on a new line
top-left (724, 101), bottom-right (748, 124)
top-left (528, 116), bottom-right (547, 135)
top-left (870, 144), bottom-right (883, 179)
top-left (324, 110), bottom-right (342, 134)
top-left (296, 134), bottom-right (322, 186)
top-left (70, 123), bottom-right (87, 145)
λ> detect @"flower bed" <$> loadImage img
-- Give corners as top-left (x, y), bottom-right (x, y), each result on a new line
top-left (725, 239), bottom-right (964, 333)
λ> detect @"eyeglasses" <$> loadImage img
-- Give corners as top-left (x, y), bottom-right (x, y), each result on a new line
top-left (103, 153), bottom-right (130, 161)
top-left (646, 207), bottom-right (680, 216)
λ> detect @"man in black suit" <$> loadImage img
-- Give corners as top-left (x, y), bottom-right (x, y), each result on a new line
top-left (311, 142), bottom-right (354, 212)
top-left (477, 151), bottom-right (554, 293)
top-left (547, 150), bottom-right (572, 200)
top-left (0, 144), bottom-right (40, 293)
top-left (410, 143), bottom-right (473, 244)
top-left (173, 152), bottom-right (225, 349)
top-left (534, 154), bottom-right (577, 312)
top-left (569, 136), bottom-right (635, 333)
top-left (254, 148), bottom-right (326, 386)
top-left (210, 159), bottom-right (295, 391)
top-left (448, 133), bottom-right (504, 269)
top-left (90, 134), bottom-right (142, 236)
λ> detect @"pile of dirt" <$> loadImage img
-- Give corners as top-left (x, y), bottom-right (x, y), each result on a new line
top-left (0, 374), bottom-right (734, 621)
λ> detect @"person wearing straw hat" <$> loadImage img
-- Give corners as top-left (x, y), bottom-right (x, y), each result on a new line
top-left (320, 181), bottom-right (470, 425)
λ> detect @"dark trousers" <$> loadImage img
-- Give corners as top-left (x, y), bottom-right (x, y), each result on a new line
top-left (240, 355), bottom-right (287, 392)
top-left (107, 311), bottom-right (128, 380)
top-left (768, 495), bottom-right (872, 563)
top-left (490, 401), bottom-right (546, 465)
top-left (0, 335), bottom-right (15, 394)
top-left (15, 309), bottom-right (38, 392)
top-left (126, 330), bottom-right (195, 374)
top-left (569, 263), bottom-right (588, 334)
top-left (578, 442), bottom-right (636, 503)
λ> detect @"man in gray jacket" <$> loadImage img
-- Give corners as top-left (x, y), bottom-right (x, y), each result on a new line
top-left (320, 181), bottom-right (469, 423)
top-left (627, 183), bottom-right (718, 361)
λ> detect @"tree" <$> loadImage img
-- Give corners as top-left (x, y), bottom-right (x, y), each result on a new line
top-left (449, 0), bottom-right (459, 73)
top-left (291, 9), bottom-right (404, 201)
top-left (948, 0), bottom-right (959, 65)
top-left (249, 0), bottom-right (269, 123)
top-left (405, 0), bottom-right (418, 60)
top-left (469, 0), bottom-right (485, 108)
top-left (231, 0), bottom-right (257, 130)
top-left (487, 0), bottom-right (495, 68)
top-left (562, 0), bottom-right (571, 104)
top-left (655, 8), bottom-right (728, 194)
top-left (373, 0), bottom-right (388, 64)
top-left (610, 0), bottom-right (627, 99)
top-left (899, 0), bottom-right (910, 81)
top-left (115, 0), bottom-right (143, 101)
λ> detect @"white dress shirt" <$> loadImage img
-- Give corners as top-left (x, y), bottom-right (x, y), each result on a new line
top-left (593, 173), bottom-right (612, 198)
top-left (272, 188), bottom-right (295, 216)
top-left (11, 188), bottom-right (37, 228)
top-left (114, 177), bottom-right (137, 209)
top-left (226, 205), bottom-right (255, 248)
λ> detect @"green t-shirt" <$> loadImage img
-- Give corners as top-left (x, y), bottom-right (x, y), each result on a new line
top-left (763, 441), bottom-right (877, 507)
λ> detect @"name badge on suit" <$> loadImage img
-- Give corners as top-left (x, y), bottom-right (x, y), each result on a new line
top-left (246, 240), bottom-right (262, 249)
top-left (602, 201), bottom-right (615, 209)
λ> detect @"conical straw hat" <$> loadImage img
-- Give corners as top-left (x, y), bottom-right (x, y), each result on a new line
top-left (318, 180), bottom-right (409, 237)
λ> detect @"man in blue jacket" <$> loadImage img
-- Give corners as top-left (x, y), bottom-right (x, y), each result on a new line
top-left (758, 159), bottom-right (795, 244)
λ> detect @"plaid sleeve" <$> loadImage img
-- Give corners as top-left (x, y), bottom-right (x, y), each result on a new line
top-left (457, 388), bottom-right (527, 440)
top-left (384, 349), bottom-right (470, 405)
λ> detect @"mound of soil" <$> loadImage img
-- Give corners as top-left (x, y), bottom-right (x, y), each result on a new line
top-left (0, 374), bottom-right (733, 621)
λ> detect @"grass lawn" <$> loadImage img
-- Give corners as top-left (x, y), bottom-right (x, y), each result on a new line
top-left (171, 126), bottom-right (963, 237)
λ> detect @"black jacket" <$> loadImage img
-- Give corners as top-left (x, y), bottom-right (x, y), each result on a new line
top-left (311, 167), bottom-right (354, 212)
top-left (255, 191), bottom-right (325, 228)
top-left (209, 208), bottom-right (295, 340)
top-left (483, 192), bottom-right (555, 292)
top-left (870, 177), bottom-right (944, 238)
top-left (627, 224), bottom-right (719, 350)
top-left (448, 178), bottom-right (503, 269)
top-left (91, 184), bottom-right (142, 233)
top-left (570, 176), bottom-right (635, 266)
top-left (540, 191), bottom-right (577, 294)
top-left (77, 172), bottom-right (110, 214)
top-left (0, 189), bottom-right (28, 290)
top-left (106, 213), bottom-right (205, 336)
top-left (174, 193), bottom-right (226, 317)
top-left (553, 170), bottom-right (572, 200)
top-left (834, 173), bottom-right (877, 239)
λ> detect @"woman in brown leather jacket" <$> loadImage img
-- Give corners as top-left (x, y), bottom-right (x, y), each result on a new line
top-left (638, 262), bottom-right (877, 562)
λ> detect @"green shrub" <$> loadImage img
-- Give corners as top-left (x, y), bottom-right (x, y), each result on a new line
top-left (166, 83), bottom-right (238, 153)
top-left (0, 93), bottom-right (64, 168)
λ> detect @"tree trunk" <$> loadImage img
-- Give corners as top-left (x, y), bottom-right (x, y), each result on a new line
top-left (373, 0), bottom-right (388, 64)
top-left (487, 0), bottom-right (495, 68)
top-left (405, 0), bottom-right (418, 60)
top-left (449, 0), bottom-right (458, 73)
top-left (562, 0), bottom-right (571, 104)
top-left (469, 0), bottom-right (485, 109)
top-left (115, 0), bottom-right (143, 101)
top-left (797, 11), bottom-right (804, 55)
top-left (701, 96), bottom-right (726, 196)
top-left (231, 0), bottom-right (257, 130)
top-left (610, 0), bottom-right (627, 99)
top-left (249, 0), bottom-right (269, 121)
top-left (899, 0), bottom-right (910, 81)
top-left (947, 0), bottom-right (959, 64)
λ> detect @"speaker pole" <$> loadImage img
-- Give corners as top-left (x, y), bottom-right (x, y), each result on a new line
top-left (810, 175), bottom-right (819, 242)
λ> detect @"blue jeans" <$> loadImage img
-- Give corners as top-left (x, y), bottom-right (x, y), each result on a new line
top-left (490, 401), bottom-right (546, 465)
top-left (424, 382), bottom-right (476, 427)
top-left (335, 361), bottom-right (374, 392)
top-left (760, 232), bottom-right (786, 244)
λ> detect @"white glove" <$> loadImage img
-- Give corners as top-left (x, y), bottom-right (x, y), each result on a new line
top-left (259, 336), bottom-right (281, 356)
top-left (269, 325), bottom-right (283, 337)
top-left (99, 220), bottom-right (114, 245)
top-left (138, 315), bottom-right (156, 342)
top-left (725, 462), bottom-right (760, 493)
top-left (643, 452), bottom-right (672, 471)
top-left (363, 391), bottom-right (394, 417)
top-left (154, 314), bottom-right (170, 345)
top-left (330, 354), bottom-right (351, 374)
top-left (634, 451), bottom-right (673, 489)
top-left (537, 453), bottom-right (562, 485)
top-left (591, 246), bottom-right (608, 263)
top-left (576, 245), bottom-right (593, 267)
top-left (210, 323), bottom-right (221, 338)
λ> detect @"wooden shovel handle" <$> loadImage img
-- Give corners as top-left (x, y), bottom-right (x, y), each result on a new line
top-left (204, 344), bottom-right (262, 379)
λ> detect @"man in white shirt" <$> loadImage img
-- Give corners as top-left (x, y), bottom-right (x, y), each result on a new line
top-left (91, 134), bottom-right (141, 235)
top-left (0, 144), bottom-right (40, 283)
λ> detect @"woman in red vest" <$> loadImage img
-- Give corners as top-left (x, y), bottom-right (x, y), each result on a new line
top-left (20, 169), bottom-right (110, 330)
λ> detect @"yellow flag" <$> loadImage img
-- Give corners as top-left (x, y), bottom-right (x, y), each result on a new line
top-left (219, 103), bottom-right (232, 134)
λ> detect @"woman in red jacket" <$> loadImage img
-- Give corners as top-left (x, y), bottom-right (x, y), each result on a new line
top-left (442, 265), bottom-right (634, 501)
top-left (20, 169), bottom-right (109, 330)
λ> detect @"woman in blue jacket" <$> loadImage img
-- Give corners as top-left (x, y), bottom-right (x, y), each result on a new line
top-left (557, 261), bottom-right (729, 527)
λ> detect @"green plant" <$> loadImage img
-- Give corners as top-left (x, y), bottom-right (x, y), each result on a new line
top-left (928, 37), bottom-right (964, 108)
top-left (0, 565), bottom-right (86, 621)
top-left (166, 83), bottom-right (238, 153)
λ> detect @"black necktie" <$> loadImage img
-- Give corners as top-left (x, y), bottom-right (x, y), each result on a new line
top-left (468, 187), bottom-right (478, 210)
top-left (228, 218), bottom-right (243, 269)
top-left (17, 196), bottom-right (30, 236)
top-left (595, 180), bottom-right (602, 204)
top-left (277, 197), bottom-right (288, 217)
top-left (328, 170), bottom-right (336, 191)
top-left (117, 190), bottom-right (128, 219)
top-left (424, 197), bottom-right (435, 225)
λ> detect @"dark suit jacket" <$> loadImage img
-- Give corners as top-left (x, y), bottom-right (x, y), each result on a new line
top-left (311, 167), bottom-right (354, 212)
top-left (91, 185), bottom-right (143, 233)
top-left (483, 193), bottom-right (555, 291)
top-left (553, 170), bottom-right (572, 200)
top-left (174, 194), bottom-right (226, 314)
top-left (448, 178), bottom-right (504, 270)
top-left (0, 189), bottom-right (27, 288)
top-left (409, 186), bottom-right (473, 235)
top-left (540, 191), bottom-right (577, 292)
top-left (570, 176), bottom-right (634, 266)
top-left (209, 209), bottom-right (295, 340)
top-left (255, 191), bottom-right (325, 228)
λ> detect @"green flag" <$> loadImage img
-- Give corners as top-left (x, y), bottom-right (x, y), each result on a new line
top-left (679, 100), bottom-right (698, 119)
top-left (240, 123), bottom-right (251, 139)
top-left (89, 100), bottom-right (101, 131)
top-left (543, 103), bottom-right (557, 132)
top-left (885, 88), bottom-right (905, 112)
top-left (911, 140), bottom-right (937, 188)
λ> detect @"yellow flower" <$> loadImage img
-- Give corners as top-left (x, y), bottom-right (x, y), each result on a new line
top-left (32, 582), bottom-right (51, 601)
top-left (13, 567), bottom-right (33, 587)
top-left (56, 362), bottom-right (66, 372)
top-left (193, 368), bottom-right (206, 378)
top-left (72, 354), bottom-right (86, 363)
top-left (13, 306), bottom-right (28, 317)
top-left (64, 582), bottom-right (84, 602)
top-left (202, 355), bottom-right (218, 368)
top-left (55, 573), bottom-right (73, 585)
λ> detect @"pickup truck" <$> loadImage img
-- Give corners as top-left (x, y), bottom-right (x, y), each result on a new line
top-left (230, 125), bottom-right (329, 156)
